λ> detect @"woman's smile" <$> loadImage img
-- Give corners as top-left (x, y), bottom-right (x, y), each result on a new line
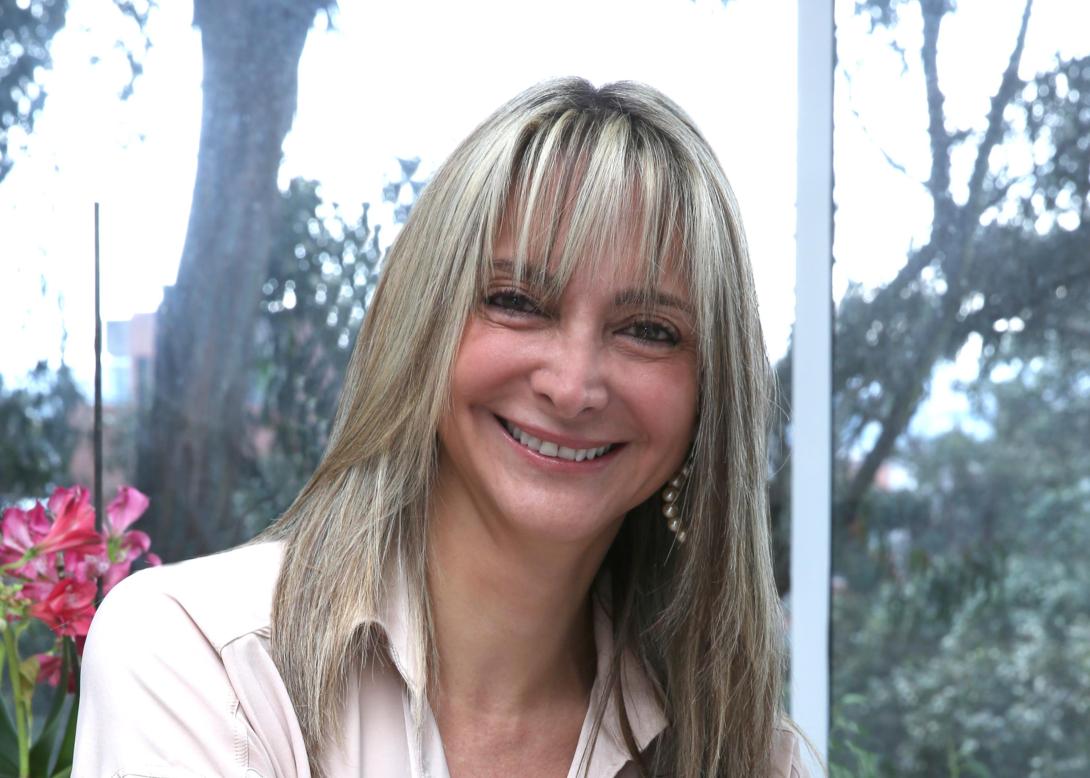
top-left (497, 415), bottom-right (622, 468)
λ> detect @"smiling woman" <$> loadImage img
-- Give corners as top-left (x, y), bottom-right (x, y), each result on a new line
top-left (73, 79), bottom-right (809, 778)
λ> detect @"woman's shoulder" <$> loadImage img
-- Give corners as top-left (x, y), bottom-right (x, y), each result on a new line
top-left (771, 723), bottom-right (817, 778)
top-left (75, 541), bottom-right (297, 775)
top-left (91, 539), bottom-right (285, 653)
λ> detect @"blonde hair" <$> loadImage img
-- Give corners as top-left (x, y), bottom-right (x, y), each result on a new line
top-left (260, 77), bottom-right (784, 777)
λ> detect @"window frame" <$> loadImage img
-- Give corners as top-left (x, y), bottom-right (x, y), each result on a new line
top-left (790, 0), bottom-right (834, 766)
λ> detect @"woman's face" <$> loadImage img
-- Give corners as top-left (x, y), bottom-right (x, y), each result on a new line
top-left (436, 230), bottom-right (700, 545)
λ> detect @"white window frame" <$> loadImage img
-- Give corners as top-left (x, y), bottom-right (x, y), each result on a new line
top-left (790, 0), bottom-right (833, 767)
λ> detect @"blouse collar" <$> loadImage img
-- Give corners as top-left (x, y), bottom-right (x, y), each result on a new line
top-left (369, 560), bottom-right (667, 773)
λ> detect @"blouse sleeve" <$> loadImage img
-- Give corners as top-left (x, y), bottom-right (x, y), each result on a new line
top-left (72, 569), bottom-right (273, 778)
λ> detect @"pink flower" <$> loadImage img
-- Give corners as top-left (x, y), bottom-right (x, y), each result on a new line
top-left (100, 546), bottom-right (162, 595)
top-left (34, 653), bottom-right (62, 686)
top-left (98, 486), bottom-right (158, 595)
top-left (33, 652), bottom-right (78, 693)
top-left (40, 486), bottom-right (105, 558)
top-left (69, 553), bottom-right (111, 584)
top-left (19, 573), bottom-right (60, 605)
top-left (28, 579), bottom-right (97, 637)
top-left (106, 486), bottom-right (150, 534)
top-left (1, 502), bottom-right (53, 578)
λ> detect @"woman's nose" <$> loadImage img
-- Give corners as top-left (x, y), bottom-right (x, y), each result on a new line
top-left (529, 328), bottom-right (608, 418)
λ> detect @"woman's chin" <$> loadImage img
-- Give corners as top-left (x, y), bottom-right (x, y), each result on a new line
top-left (494, 498), bottom-right (620, 548)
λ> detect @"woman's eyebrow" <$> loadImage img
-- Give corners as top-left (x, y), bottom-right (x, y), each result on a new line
top-left (614, 288), bottom-right (694, 317)
top-left (492, 259), bottom-right (693, 316)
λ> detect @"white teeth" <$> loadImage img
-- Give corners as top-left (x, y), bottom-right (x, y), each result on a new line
top-left (503, 420), bottom-right (612, 462)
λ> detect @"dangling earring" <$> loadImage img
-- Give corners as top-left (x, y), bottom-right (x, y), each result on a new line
top-left (661, 457), bottom-right (693, 543)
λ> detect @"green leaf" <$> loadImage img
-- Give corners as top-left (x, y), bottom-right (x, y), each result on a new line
top-left (49, 686), bottom-right (79, 776)
top-left (16, 656), bottom-right (38, 710)
top-left (0, 691), bottom-right (19, 774)
top-left (0, 644), bottom-right (11, 773)
top-left (29, 652), bottom-right (70, 778)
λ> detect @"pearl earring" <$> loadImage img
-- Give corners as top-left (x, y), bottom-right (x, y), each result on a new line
top-left (661, 458), bottom-right (693, 543)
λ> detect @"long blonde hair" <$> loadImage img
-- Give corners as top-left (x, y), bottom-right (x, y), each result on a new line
top-left (260, 78), bottom-right (784, 777)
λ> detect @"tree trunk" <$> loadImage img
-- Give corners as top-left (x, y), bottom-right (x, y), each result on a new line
top-left (138, 0), bottom-right (322, 560)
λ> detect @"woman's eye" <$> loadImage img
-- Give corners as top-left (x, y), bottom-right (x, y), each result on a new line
top-left (485, 289), bottom-right (542, 316)
top-left (623, 320), bottom-right (679, 346)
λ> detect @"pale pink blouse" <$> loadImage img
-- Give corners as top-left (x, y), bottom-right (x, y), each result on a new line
top-left (74, 541), bottom-right (807, 777)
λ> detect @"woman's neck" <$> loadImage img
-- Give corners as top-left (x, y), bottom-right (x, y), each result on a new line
top-left (426, 482), bottom-right (615, 717)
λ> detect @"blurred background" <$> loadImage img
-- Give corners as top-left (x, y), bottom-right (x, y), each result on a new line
top-left (1, 0), bottom-right (1087, 774)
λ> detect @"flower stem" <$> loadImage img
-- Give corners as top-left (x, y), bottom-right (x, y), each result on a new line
top-left (3, 627), bottom-right (29, 778)
top-left (0, 550), bottom-right (35, 573)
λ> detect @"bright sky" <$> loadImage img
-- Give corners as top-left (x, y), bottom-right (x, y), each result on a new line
top-left (1, 0), bottom-right (1085, 425)
top-left (833, 0), bottom-right (1090, 297)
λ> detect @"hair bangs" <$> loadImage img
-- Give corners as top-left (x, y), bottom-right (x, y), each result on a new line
top-left (486, 107), bottom-right (691, 310)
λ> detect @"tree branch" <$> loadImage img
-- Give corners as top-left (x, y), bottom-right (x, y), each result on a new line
top-left (964, 0), bottom-right (1034, 219)
top-left (839, 1), bottom-right (1041, 528)
top-left (850, 103), bottom-right (916, 177)
top-left (874, 0), bottom-right (958, 303)
top-left (921, 0), bottom-right (952, 202)
top-left (842, 68), bottom-right (922, 183)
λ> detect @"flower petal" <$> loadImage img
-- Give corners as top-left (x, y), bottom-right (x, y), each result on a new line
top-left (101, 562), bottom-right (133, 596)
top-left (106, 486), bottom-right (150, 534)
top-left (39, 486), bottom-right (104, 557)
top-left (69, 551), bottom-right (111, 583)
top-left (26, 502), bottom-right (51, 541)
top-left (120, 530), bottom-right (152, 556)
top-left (1, 507), bottom-right (35, 561)
top-left (34, 653), bottom-right (62, 686)
top-left (47, 486), bottom-right (91, 522)
top-left (27, 579), bottom-right (98, 637)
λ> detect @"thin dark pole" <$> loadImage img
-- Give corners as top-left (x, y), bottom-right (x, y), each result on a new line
top-left (93, 203), bottom-right (104, 532)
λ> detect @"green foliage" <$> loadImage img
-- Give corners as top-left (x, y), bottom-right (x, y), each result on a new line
top-left (822, 1), bottom-right (1090, 774)
top-left (0, 630), bottom-right (80, 778)
top-left (833, 512), bottom-right (1090, 776)
top-left (234, 178), bottom-right (389, 530)
top-left (828, 183), bottom-right (1090, 778)
top-left (0, 363), bottom-right (82, 505)
top-left (231, 168), bottom-right (429, 535)
top-left (829, 695), bottom-right (885, 778)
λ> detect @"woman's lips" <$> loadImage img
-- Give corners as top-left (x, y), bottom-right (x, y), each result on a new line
top-left (495, 415), bottom-right (623, 464)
